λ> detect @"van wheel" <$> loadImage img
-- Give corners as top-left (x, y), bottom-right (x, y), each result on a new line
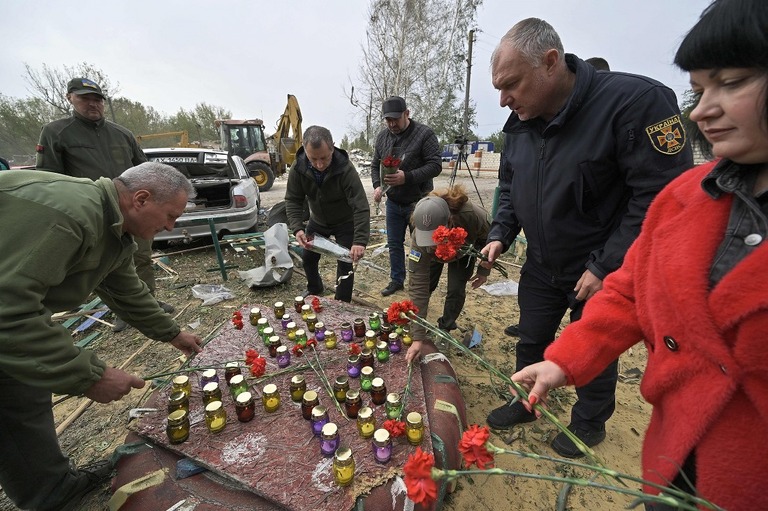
top-left (248, 162), bottom-right (275, 192)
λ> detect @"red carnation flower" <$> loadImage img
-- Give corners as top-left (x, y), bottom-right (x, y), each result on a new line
top-left (348, 343), bottom-right (362, 355)
top-left (458, 424), bottom-right (495, 469)
top-left (403, 448), bottom-right (438, 506)
top-left (249, 356), bottom-right (266, 377)
top-left (386, 300), bottom-right (419, 325)
top-left (383, 419), bottom-right (406, 438)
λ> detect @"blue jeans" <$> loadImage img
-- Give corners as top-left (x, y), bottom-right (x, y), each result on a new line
top-left (385, 200), bottom-right (415, 285)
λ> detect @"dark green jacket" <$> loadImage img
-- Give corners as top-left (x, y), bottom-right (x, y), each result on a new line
top-left (36, 111), bottom-right (146, 178)
top-left (0, 172), bottom-right (179, 395)
top-left (408, 200), bottom-right (491, 340)
top-left (285, 147), bottom-right (370, 247)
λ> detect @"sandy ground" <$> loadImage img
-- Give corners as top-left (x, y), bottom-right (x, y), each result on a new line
top-left (0, 166), bottom-right (652, 511)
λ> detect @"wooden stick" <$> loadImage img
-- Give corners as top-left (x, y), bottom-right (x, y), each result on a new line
top-left (52, 307), bottom-right (109, 321)
top-left (84, 314), bottom-right (115, 328)
top-left (56, 339), bottom-right (154, 436)
top-left (154, 259), bottom-right (178, 276)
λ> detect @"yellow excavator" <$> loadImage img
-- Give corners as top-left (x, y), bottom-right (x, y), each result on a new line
top-left (135, 131), bottom-right (198, 148)
top-left (215, 94), bottom-right (302, 192)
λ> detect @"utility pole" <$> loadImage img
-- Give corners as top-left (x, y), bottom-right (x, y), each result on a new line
top-left (462, 28), bottom-right (475, 138)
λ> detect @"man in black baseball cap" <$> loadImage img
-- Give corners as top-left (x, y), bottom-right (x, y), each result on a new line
top-left (371, 95), bottom-right (442, 297)
top-left (382, 96), bottom-right (407, 119)
top-left (66, 77), bottom-right (106, 99)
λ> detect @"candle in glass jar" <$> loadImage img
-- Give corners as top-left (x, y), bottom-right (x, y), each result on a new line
top-left (356, 406), bottom-right (376, 439)
top-left (324, 330), bottom-right (337, 349)
top-left (224, 362), bottom-right (242, 385)
top-left (370, 377), bottom-right (386, 406)
top-left (268, 336), bottom-right (282, 357)
top-left (311, 405), bottom-right (329, 436)
top-left (364, 330), bottom-right (377, 351)
top-left (406, 411), bottom-right (424, 445)
top-left (289, 375), bottom-right (306, 402)
top-left (166, 409), bottom-right (190, 444)
top-left (333, 376), bottom-right (350, 402)
top-left (262, 383), bottom-right (280, 412)
top-left (276, 345), bottom-right (290, 368)
top-left (229, 374), bottom-right (248, 398)
top-left (385, 393), bottom-right (402, 419)
top-left (360, 366), bottom-right (374, 392)
top-left (306, 314), bottom-right (317, 332)
top-left (376, 341), bottom-right (390, 363)
top-left (171, 375), bottom-right (192, 398)
top-left (401, 326), bottom-right (413, 347)
top-left (300, 303), bottom-right (312, 321)
top-left (360, 348), bottom-right (374, 369)
top-left (344, 389), bottom-right (362, 419)
top-left (167, 391), bottom-right (189, 414)
top-left (353, 318), bottom-right (366, 338)
top-left (281, 314), bottom-right (291, 331)
top-left (200, 368), bottom-right (219, 388)
top-left (235, 392), bottom-right (255, 422)
top-left (388, 332), bottom-right (402, 353)
top-left (295, 329), bottom-right (308, 346)
top-left (333, 446), bottom-right (355, 487)
top-left (249, 307), bottom-right (261, 325)
top-left (314, 322), bottom-right (325, 342)
top-left (368, 312), bottom-right (381, 331)
top-left (273, 301), bottom-right (285, 318)
top-left (202, 382), bottom-right (222, 406)
top-left (286, 322), bottom-right (297, 341)
top-left (294, 295), bottom-right (305, 313)
top-left (379, 324), bottom-right (391, 343)
top-left (256, 317), bottom-right (269, 336)
top-left (340, 322), bottom-right (354, 342)
top-left (346, 355), bottom-right (361, 378)
top-left (261, 326), bottom-right (274, 345)
top-left (320, 422), bottom-right (340, 457)
top-left (301, 390), bottom-right (319, 420)
top-left (372, 428), bottom-right (392, 463)
top-left (204, 400), bottom-right (227, 433)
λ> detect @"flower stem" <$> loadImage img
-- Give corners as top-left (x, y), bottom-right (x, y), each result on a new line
top-left (433, 468), bottom-right (719, 511)
top-left (403, 311), bottom-right (607, 472)
top-left (484, 443), bottom-right (723, 510)
top-left (397, 362), bottom-right (414, 421)
top-left (308, 346), bottom-right (349, 421)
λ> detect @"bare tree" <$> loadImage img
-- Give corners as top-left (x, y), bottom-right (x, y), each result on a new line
top-left (23, 62), bottom-right (117, 116)
top-left (347, 0), bottom-right (481, 144)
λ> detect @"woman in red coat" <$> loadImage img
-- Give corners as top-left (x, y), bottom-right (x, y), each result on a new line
top-left (510, 0), bottom-right (768, 509)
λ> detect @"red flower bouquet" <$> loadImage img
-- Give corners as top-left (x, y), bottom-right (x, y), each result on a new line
top-left (379, 154), bottom-right (403, 196)
top-left (386, 300), bottom-right (419, 325)
top-left (432, 226), bottom-right (508, 277)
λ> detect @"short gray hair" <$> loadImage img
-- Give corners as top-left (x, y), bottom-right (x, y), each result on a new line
top-left (492, 18), bottom-right (564, 68)
top-left (302, 125), bottom-right (334, 150)
top-left (116, 161), bottom-right (195, 201)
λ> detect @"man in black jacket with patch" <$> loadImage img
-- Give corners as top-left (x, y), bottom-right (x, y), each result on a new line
top-left (482, 18), bottom-right (693, 457)
top-left (371, 96), bottom-right (442, 297)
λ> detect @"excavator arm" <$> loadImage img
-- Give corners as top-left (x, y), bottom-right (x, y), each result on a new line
top-left (269, 94), bottom-right (302, 171)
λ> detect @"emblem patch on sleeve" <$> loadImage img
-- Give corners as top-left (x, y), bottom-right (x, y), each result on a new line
top-left (645, 115), bottom-right (686, 154)
top-left (408, 248), bottom-right (422, 262)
